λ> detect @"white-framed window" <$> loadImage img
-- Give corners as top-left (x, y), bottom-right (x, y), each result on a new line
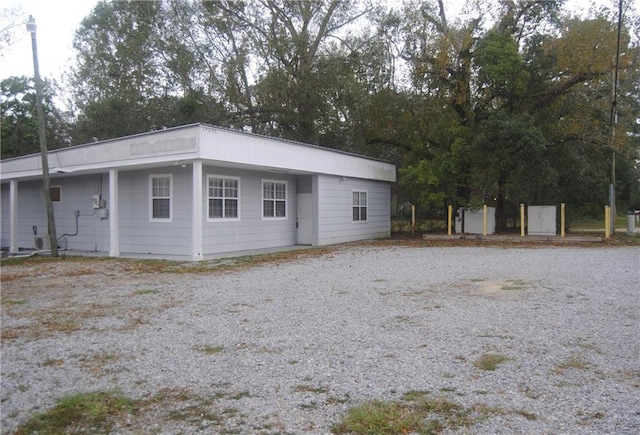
top-left (207, 175), bottom-right (240, 220)
top-left (262, 180), bottom-right (287, 219)
top-left (352, 191), bottom-right (367, 222)
top-left (149, 174), bottom-right (172, 221)
top-left (50, 186), bottom-right (61, 203)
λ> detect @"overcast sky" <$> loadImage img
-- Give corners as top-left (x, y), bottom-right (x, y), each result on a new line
top-left (0, 0), bottom-right (631, 85)
top-left (0, 0), bottom-right (96, 81)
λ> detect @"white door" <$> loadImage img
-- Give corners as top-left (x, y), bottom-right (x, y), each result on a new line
top-left (297, 193), bottom-right (313, 245)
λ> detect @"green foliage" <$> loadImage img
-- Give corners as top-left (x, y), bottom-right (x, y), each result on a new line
top-left (2, 0), bottom-right (638, 221)
top-left (1, 76), bottom-right (70, 158)
top-left (399, 159), bottom-right (447, 211)
top-left (14, 391), bottom-right (136, 434)
top-left (475, 30), bottom-right (529, 101)
top-left (474, 353), bottom-right (512, 371)
top-left (332, 391), bottom-right (496, 434)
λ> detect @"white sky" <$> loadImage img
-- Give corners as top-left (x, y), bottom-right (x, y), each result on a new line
top-left (0, 0), bottom-right (630, 84)
top-left (0, 0), bottom-right (97, 81)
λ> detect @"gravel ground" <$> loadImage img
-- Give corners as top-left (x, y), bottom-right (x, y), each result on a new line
top-left (1, 244), bottom-right (639, 434)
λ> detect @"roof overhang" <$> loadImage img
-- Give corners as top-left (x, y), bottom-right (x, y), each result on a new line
top-left (1, 124), bottom-right (396, 183)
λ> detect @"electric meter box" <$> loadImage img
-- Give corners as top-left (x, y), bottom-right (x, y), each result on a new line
top-left (528, 205), bottom-right (556, 236)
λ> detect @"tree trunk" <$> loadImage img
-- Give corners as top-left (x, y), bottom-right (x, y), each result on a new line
top-left (496, 172), bottom-right (508, 232)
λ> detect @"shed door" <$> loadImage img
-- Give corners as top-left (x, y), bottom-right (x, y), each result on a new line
top-left (297, 193), bottom-right (313, 245)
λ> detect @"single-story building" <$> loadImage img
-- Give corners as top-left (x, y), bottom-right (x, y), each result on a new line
top-left (0, 124), bottom-right (396, 261)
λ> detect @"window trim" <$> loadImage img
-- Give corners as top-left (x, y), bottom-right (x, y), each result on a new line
top-left (207, 175), bottom-right (241, 222)
top-left (50, 186), bottom-right (61, 203)
top-left (352, 190), bottom-right (368, 222)
top-left (149, 174), bottom-right (173, 222)
top-left (262, 179), bottom-right (288, 220)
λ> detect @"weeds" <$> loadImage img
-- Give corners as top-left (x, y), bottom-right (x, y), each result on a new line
top-left (332, 389), bottom-right (538, 435)
top-left (13, 388), bottom-right (250, 434)
top-left (14, 391), bottom-right (136, 435)
top-left (132, 288), bottom-right (159, 296)
top-left (473, 353), bottom-right (512, 371)
top-left (332, 391), bottom-right (489, 435)
top-left (555, 353), bottom-right (590, 373)
top-left (294, 384), bottom-right (327, 394)
top-left (193, 345), bottom-right (226, 355)
top-left (78, 351), bottom-right (121, 374)
top-left (2, 299), bottom-right (27, 306)
top-left (501, 279), bottom-right (529, 291)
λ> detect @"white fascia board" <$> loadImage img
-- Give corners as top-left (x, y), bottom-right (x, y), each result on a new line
top-left (1, 124), bottom-right (396, 183)
top-left (199, 126), bottom-right (396, 182)
top-left (1, 125), bottom-right (201, 181)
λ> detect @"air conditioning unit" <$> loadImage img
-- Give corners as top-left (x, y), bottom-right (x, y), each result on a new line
top-left (34, 235), bottom-right (51, 251)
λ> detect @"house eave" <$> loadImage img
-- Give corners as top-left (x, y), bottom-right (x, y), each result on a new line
top-left (1, 124), bottom-right (396, 183)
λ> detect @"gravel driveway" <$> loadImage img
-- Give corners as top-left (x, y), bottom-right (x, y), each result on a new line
top-left (1, 244), bottom-right (639, 434)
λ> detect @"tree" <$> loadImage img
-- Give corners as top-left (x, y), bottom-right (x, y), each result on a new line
top-left (393, 0), bottom-right (639, 227)
top-left (69, 0), bottom-right (169, 142)
top-left (0, 4), bottom-right (25, 55)
top-left (1, 76), bottom-right (70, 159)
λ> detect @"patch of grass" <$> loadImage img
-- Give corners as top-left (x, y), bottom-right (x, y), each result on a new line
top-left (227, 391), bottom-right (250, 400)
top-left (401, 390), bottom-right (430, 401)
top-left (12, 386), bottom-right (254, 434)
top-left (61, 268), bottom-right (97, 277)
top-left (40, 319), bottom-right (82, 335)
top-left (294, 384), bottom-right (327, 394)
top-left (117, 246), bottom-right (337, 275)
top-left (332, 400), bottom-right (429, 434)
top-left (571, 215), bottom-right (628, 231)
top-left (2, 299), bottom-right (27, 306)
top-left (395, 315), bottom-right (418, 325)
top-left (515, 409), bottom-right (538, 420)
top-left (332, 392), bottom-right (490, 435)
top-left (576, 338), bottom-right (602, 354)
top-left (132, 288), bottom-right (159, 296)
top-left (168, 405), bottom-right (222, 424)
top-left (193, 345), bottom-right (226, 355)
top-left (473, 353), bottom-right (512, 371)
top-left (501, 279), bottom-right (529, 291)
top-left (14, 391), bottom-right (136, 435)
top-left (78, 351), bottom-right (121, 376)
top-left (555, 354), bottom-right (590, 373)
top-left (1, 327), bottom-right (21, 340)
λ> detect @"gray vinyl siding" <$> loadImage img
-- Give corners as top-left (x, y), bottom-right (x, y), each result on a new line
top-left (0, 176), bottom-right (111, 252)
top-left (51, 175), bottom-right (111, 252)
top-left (118, 167), bottom-right (192, 257)
top-left (1, 181), bottom-right (48, 250)
top-left (0, 183), bottom-right (7, 247)
top-left (316, 175), bottom-right (390, 246)
top-left (202, 167), bottom-right (297, 255)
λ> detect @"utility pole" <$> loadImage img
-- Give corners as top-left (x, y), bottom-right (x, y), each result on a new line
top-left (27, 15), bottom-right (58, 256)
top-left (609, 0), bottom-right (623, 235)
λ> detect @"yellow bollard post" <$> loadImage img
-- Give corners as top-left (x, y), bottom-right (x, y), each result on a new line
top-left (520, 203), bottom-right (525, 237)
top-left (561, 203), bottom-right (565, 238)
top-left (605, 206), bottom-right (611, 239)
top-left (447, 205), bottom-right (452, 236)
top-left (483, 204), bottom-right (488, 237)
